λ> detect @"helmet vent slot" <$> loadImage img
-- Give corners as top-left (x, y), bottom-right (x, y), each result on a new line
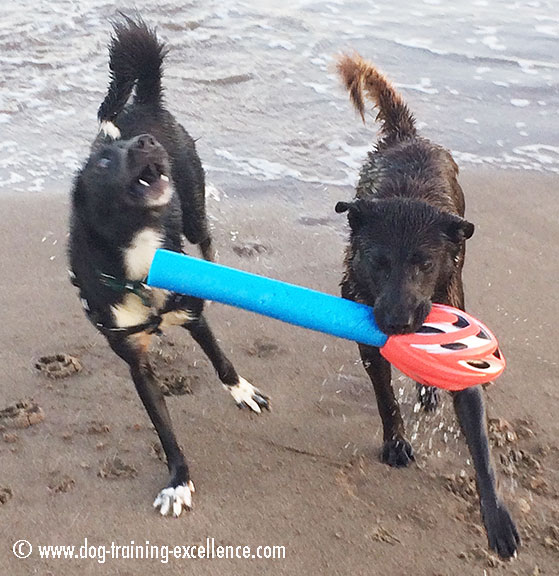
top-left (417, 325), bottom-right (445, 334)
top-left (452, 315), bottom-right (469, 328)
top-left (441, 342), bottom-right (468, 351)
top-left (466, 359), bottom-right (491, 370)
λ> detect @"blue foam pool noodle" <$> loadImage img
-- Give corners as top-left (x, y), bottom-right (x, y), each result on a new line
top-left (147, 249), bottom-right (387, 348)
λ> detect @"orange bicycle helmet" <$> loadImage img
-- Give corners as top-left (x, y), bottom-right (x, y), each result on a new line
top-left (381, 304), bottom-right (505, 391)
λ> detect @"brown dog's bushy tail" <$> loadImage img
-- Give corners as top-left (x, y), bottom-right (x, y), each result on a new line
top-left (337, 53), bottom-right (416, 144)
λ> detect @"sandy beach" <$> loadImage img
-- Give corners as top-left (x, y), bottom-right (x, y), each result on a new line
top-left (2, 0), bottom-right (559, 573)
top-left (1, 167), bottom-right (558, 575)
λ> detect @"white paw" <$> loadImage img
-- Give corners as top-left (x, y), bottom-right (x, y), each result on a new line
top-left (153, 481), bottom-right (195, 517)
top-left (226, 376), bottom-right (270, 413)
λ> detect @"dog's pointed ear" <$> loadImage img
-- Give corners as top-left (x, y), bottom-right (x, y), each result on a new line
top-left (335, 200), bottom-right (367, 230)
top-left (442, 214), bottom-right (475, 243)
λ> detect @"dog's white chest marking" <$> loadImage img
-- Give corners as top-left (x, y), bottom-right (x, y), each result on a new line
top-left (123, 228), bottom-right (163, 280)
top-left (114, 230), bottom-right (197, 330)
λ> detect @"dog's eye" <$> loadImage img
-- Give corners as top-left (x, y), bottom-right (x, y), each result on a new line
top-left (97, 157), bottom-right (111, 169)
top-left (414, 260), bottom-right (434, 275)
top-left (421, 260), bottom-right (434, 271)
top-left (410, 252), bottom-right (434, 272)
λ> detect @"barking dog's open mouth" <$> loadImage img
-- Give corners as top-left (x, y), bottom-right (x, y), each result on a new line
top-left (133, 163), bottom-right (168, 194)
top-left (126, 134), bottom-right (173, 207)
top-left (130, 162), bottom-right (171, 206)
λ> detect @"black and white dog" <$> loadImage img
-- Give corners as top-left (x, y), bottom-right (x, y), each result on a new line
top-left (69, 16), bottom-right (269, 516)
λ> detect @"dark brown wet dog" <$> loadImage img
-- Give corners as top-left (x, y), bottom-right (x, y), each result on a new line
top-left (335, 53), bottom-right (519, 559)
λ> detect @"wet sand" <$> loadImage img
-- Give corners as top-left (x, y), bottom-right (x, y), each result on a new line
top-left (1, 168), bottom-right (559, 575)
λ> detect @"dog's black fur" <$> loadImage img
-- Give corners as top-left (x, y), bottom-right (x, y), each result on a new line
top-left (336, 53), bottom-right (519, 558)
top-left (69, 16), bottom-right (269, 516)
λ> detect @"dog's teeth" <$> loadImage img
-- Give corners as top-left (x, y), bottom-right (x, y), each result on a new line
top-left (139, 179), bottom-right (150, 187)
top-left (160, 174), bottom-right (169, 182)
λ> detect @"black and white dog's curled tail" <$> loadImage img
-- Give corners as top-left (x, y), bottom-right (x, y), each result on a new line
top-left (97, 15), bottom-right (168, 125)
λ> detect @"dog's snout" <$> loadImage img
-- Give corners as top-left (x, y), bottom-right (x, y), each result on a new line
top-left (385, 315), bottom-right (414, 334)
top-left (127, 133), bottom-right (166, 169)
top-left (375, 300), bottom-right (423, 336)
top-left (135, 134), bottom-right (158, 151)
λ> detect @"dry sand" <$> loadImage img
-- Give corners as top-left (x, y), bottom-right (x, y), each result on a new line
top-left (1, 168), bottom-right (558, 575)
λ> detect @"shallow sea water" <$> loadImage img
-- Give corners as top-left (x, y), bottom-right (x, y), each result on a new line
top-left (1, 0), bottom-right (558, 194)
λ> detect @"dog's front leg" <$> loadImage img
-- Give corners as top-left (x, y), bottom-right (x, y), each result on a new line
top-left (452, 387), bottom-right (520, 558)
top-left (184, 314), bottom-right (270, 413)
top-left (358, 343), bottom-right (414, 467)
top-left (108, 334), bottom-right (194, 517)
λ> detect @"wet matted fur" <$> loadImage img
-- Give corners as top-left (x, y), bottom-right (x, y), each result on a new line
top-left (69, 16), bottom-right (269, 517)
top-left (335, 53), bottom-right (519, 559)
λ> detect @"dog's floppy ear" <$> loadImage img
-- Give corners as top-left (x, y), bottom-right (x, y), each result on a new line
top-left (335, 201), bottom-right (352, 214)
top-left (442, 214), bottom-right (475, 243)
top-left (335, 199), bottom-right (367, 230)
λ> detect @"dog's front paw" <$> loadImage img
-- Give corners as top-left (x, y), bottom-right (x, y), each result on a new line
top-left (153, 481), bottom-right (195, 517)
top-left (226, 376), bottom-right (270, 414)
top-left (482, 500), bottom-right (520, 559)
top-left (381, 438), bottom-right (415, 467)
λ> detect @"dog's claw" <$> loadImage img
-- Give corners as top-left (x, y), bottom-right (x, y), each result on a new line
top-left (483, 500), bottom-right (520, 559)
top-left (381, 438), bottom-right (415, 467)
top-left (227, 377), bottom-right (270, 413)
top-left (153, 481), bottom-right (195, 517)
top-left (252, 393), bottom-right (270, 410)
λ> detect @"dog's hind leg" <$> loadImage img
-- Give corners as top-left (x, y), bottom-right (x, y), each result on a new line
top-left (197, 236), bottom-right (216, 262)
top-left (171, 144), bottom-right (216, 262)
top-left (183, 315), bottom-right (270, 413)
top-left (452, 387), bottom-right (520, 558)
top-left (181, 209), bottom-right (215, 262)
top-left (415, 382), bottom-right (440, 411)
top-left (108, 333), bottom-right (194, 517)
top-left (358, 343), bottom-right (414, 467)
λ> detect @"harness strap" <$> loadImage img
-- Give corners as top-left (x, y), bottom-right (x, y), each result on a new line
top-left (69, 268), bottom-right (163, 338)
top-left (98, 272), bottom-right (154, 308)
top-left (95, 315), bottom-right (162, 338)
